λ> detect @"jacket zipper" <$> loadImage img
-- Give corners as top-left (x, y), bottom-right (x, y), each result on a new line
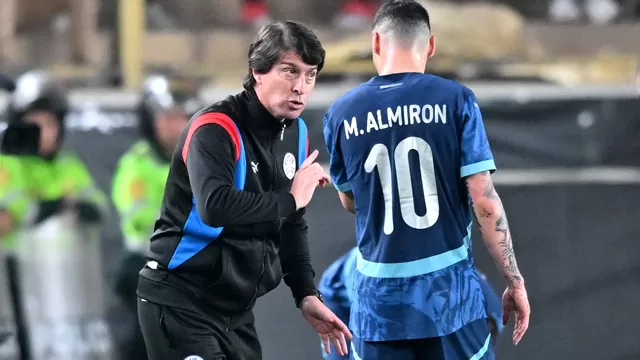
top-left (245, 134), bottom-right (280, 311)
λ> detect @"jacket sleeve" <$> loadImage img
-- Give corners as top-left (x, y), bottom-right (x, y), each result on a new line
top-left (280, 131), bottom-right (316, 304)
top-left (184, 113), bottom-right (297, 228)
top-left (280, 207), bottom-right (317, 304)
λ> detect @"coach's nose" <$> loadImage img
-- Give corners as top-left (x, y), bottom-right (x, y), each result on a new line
top-left (292, 75), bottom-right (307, 96)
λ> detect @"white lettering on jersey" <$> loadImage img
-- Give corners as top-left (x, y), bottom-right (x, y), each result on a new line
top-left (343, 117), bottom-right (359, 140)
top-left (342, 104), bottom-right (447, 140)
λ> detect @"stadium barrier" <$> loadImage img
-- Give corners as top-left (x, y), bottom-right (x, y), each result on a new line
top-left (0, 83), bottom-right (639, 359)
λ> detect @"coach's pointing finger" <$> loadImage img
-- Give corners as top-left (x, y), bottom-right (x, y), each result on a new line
top-left (300, 149), bottom-right (319, 169)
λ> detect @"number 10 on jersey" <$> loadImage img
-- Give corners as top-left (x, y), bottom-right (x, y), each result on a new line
top-left (364, 136), bottom-right (439, 235)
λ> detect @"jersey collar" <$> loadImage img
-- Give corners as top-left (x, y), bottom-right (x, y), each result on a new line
top-left (367, 72), bottom-right (423, 86)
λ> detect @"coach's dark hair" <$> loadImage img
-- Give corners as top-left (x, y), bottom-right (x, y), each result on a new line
top-left (243, 21), bottom-right (325, 90)
top-left (372, 0), bottom-right (432, 43)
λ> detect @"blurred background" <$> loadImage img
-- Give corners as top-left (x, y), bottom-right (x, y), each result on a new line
top-left (0, 0), bottom-right (639, 359)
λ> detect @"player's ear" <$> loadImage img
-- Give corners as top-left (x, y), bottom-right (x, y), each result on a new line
top-left (427, 35), bottom-right (436, 59)
top-left (251, 69), bottom-right (262, 86)
top-left (371, 31), bottom-right (381, 56)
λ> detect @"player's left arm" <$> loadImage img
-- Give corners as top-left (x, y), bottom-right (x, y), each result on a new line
top-left (337, 191), bottom-right (354, 214)
top-left (323, 114), bottom-right (354, 214)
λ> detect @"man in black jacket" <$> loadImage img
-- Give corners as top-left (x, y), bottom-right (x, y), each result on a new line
top-left (137, 21), bottom-right (352, 360)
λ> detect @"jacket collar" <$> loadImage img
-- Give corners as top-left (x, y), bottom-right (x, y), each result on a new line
top-left (242, 88), bottom-right (294, 138)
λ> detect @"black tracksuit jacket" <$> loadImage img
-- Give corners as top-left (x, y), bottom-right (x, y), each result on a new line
top-left (137, 88), bottom-right (317, 315)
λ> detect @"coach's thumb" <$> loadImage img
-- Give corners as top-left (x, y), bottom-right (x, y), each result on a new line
top-left (300, 150), bottom-right (319, 169)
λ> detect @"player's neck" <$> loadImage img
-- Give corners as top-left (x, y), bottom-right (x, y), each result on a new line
top-left (378, 64), bottom-right (424, 76)
top-left (377, 53), bottom-right (425, 76)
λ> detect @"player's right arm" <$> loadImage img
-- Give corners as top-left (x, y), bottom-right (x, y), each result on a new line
top-left (184, 115), bottom-right (298, 229)
top-left (460, 91), bottom-right (529, 344)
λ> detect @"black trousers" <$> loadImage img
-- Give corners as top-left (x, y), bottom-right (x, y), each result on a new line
top-left (138, 298), bottom-right (262, 360)
top-left (110, 252), bottom-right (148, 360)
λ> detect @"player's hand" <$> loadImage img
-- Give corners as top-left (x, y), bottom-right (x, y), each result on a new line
top-left (502, 284), bottom-right (530, 345)
top-left (290, 150), bottom-right (331, 209)
top-left (300, 295), bottom-right (352, 357)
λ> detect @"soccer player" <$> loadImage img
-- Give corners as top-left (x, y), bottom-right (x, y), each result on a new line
top-left (136, 21), bottom-right (351, 360)
top-left (318, 248), bottom-right (506, 360)
top-left (322, 1), bottom-right (530, 359)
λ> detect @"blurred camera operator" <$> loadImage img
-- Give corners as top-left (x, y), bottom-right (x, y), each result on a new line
top-left (109, 74), bottom-right (201, 360)
top-left (0, 70), bottom-right (107, 360)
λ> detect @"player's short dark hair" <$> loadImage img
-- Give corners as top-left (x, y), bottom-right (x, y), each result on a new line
top-left (372, 0), bottom-right (432, 41)
top-left (243, 21), bottom-right (326, 90)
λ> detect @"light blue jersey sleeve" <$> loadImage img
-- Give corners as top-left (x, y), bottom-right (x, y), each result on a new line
top-left (323, 113), bottom-right (351, 192)
top-left (459, 91), bottom-right (496, 177)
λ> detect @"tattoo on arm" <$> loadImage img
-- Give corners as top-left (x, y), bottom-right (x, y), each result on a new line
top-left (467, 172), bottom-right (523, 287)
top-left (495, 214), bottom-right (522, 285)
top-left (483, 180), bottom-right (499, 200)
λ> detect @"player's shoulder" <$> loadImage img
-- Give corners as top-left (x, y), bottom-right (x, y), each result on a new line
top-left (422, 74), bottom-right (475, 98)
top-left (325, 83), bottom-right (369, 118)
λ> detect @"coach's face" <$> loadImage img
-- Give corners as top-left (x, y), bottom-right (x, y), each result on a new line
top-left (254, 51), bottom-right (318, 119)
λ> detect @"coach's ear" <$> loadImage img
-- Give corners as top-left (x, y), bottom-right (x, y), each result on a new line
top-left (427, 35), bottom-right (436, 59)
top-left (251, 69), bottom-right (262, 86)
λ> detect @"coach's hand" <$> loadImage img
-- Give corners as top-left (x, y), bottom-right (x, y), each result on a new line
top-left (300, 296), bottom-right (352, 356)
top-left (502, 284), bottom-right (530, 345)
top-left (290, 150), bottom-right (331, 210)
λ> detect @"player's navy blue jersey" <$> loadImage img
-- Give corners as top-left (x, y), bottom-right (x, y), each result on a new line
top-left (318, 248), bottom-right (358, 307)
top-left (323, 72), bottom-right (497, 341)
top-left (318, 248), bottom-right (505, 336)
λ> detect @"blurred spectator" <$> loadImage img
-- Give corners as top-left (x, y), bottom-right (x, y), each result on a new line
top-left (549, 0), bottom-right (621, 23)
top-left (334, 0), bottom-right (379, 30)
top-left (240, 0), bottom-right (272, 28)
top-left (240, 0), bottom-right (380, 29)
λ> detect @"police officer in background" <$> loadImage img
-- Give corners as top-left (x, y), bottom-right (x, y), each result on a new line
top-left (0, 70), bottom-right (107, 360)
top-left (110, 74), bottom-right (200, 360)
